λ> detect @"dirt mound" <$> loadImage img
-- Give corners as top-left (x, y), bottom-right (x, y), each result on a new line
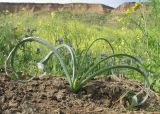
top-left (0, 3), bottom-right (113, 14)
top-left (0, 73), bottom-right (160, 114)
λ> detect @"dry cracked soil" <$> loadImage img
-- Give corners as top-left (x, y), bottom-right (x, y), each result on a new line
top-left (0, 71), bottom-right (160, 114)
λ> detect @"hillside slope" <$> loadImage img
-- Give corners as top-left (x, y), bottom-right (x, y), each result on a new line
top-left (113, 2), bottom-right (149, 14)
top-left (0, 3), bottom-right (114, 14)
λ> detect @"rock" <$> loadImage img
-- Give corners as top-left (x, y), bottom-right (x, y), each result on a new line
top-left (53, 108), bottom-right (64, 114)
top-left (56, 91), bottom-right (66, 101)
top-left (9, 100), bottom-right (18, 108)
top-left (26, 86), bottom-right (33, 92)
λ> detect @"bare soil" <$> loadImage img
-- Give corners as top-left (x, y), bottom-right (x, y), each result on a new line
top-left (0, 72), bottom-right (160, 114)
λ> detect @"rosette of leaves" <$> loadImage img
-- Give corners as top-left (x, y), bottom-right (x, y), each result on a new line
top-left (5, 36), bottom-right (150, 107)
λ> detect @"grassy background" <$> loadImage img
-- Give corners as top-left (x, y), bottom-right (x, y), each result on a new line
top-left (0, 1), bottom-right (160, 92)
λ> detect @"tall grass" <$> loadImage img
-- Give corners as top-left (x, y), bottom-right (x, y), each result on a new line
top-left (121, 0), bottom-right (160, 91)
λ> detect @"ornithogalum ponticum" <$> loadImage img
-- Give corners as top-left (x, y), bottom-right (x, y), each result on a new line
top-left (5, 36), bottom-right (150, 107)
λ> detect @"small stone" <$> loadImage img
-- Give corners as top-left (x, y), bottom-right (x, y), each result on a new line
top-left (94, 107), bottom-right (104, 112)
top-left (9, 100), bottom-right (18, 108)
top-left (53, 108), bottom-right (64, 114)
top-left (27, 86), bottom-right (33, 92)
top-left (56, 91), bottom-right (65, 101)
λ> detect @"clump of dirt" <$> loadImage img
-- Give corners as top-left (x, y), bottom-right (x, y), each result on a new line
top-left (0, 73), bottom-right (160, 114)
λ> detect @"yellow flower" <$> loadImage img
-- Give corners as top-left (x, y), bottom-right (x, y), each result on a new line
top-left (118, 18), bottom-right (123, 22)
top-left (9, 13), bottom-right (13, 16)
top-left (51, 12), bottom-right (56, 18)
top-left (125, 9), bottom-right (131, 15)
top-left (131, 7), bottom-right (135, 12)
top-left (5, 10), bottom-right (9, 13)
top-left (135, 2), bottom-right (141, 7)
top-left (125, 2), bottom-right (141, 15)
top-left (121, 40), bottom-right (124, 45)
top-left (21, 7), bottom-right (26, 11)
top-left (17, 21), bottom-right (22, 26)
top-left (4, 10), bottom-right (9, 15)
top-left (121, 27), bottom-right (126, 31)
